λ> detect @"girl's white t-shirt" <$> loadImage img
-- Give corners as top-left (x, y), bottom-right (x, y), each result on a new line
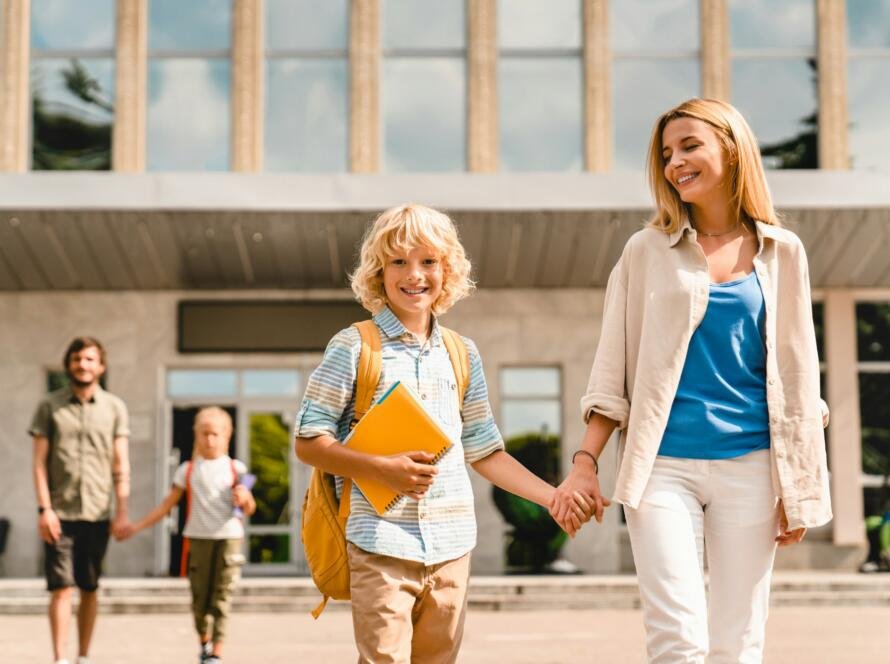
top-left (173, 455), bottom-right (247, 539)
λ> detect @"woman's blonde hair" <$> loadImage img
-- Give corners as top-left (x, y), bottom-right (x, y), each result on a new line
top-left (350, 204), bottom-right (474, 315)
top-left (646, 98), bottom-right (778, 233)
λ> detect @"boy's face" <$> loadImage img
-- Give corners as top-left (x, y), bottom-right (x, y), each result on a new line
top-left (193, 415), bottom-right (231, 459)
top-left (383, 245), bottom-right (444, 323)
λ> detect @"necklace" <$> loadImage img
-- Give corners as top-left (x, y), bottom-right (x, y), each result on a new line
top-left (694, 220), bottom-right (740, 238)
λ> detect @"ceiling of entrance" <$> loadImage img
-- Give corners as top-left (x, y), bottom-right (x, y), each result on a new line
top-left (0, 206), bottom-right (888, 291)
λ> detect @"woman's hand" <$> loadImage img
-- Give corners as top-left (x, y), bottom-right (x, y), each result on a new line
top-left (550, 456), bottom-right (611, 537)
top-left (775, 500), bottom-right (806, 546)
top-left (374, 451), bottom-right (439, 501)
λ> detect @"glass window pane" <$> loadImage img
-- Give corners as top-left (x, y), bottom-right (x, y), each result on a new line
top-left (167, 369), bottom-right (238, 397)
top-left (149, 0), bottom-right (231, 51)
top-left (265, 59), bottom-right (348, 171)
top-left (500, 58), bottom-right (582, 171)
top-left (383, 0), bottom-right (465, 50)
top-left (613, 60), bottom-right (699, 171)
top-left (147, 59), bottom-right (230, 170)
top-left (31, 0), bottom-right (114, 50)
top-left (383, 58), bottom-right (466, 172)
top-left (499, 0), bottom-right (581, 50)
top-left (859, 373), bottom-right (890, 477)
top-left (501, 368), bottom-right (560, 397)
top-left (847, 0), bottom-right (890, 49)
top-left (857, 303), bottom-right (890, 362)
top-left (249, 534), bottom-right (290, 563)
top-left (611, 0), bottom-right (698, 52)
top-left (266, 0), bottom-right (348, 51)
top-left (730, 0), bottom-right (815, 49)
top-left (249, 412), bottom-right (291, 526)
top-left (242, 370), bottom-right (300, 397)
top-left (30, 58), bottom-right (114, 170)
top-left (502, 400), bottom-right (561, 438)
top-left (849, 60), bottom-right (890, 172)
top-left (732, 59), bottom-right (818, 169)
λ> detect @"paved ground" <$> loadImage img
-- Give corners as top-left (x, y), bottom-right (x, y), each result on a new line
top-left (5, 606), bottom-right (889, 663)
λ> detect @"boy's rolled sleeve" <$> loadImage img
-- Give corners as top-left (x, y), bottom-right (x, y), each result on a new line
top-left (459, 338), bottom-right (504, 464)
top-left (294, 327), bottom-right (359, 440)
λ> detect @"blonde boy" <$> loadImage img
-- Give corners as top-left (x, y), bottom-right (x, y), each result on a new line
top-left (119, 407), bottom-right (255, 664)
top-left (296, 204), bottom-right (567, 663)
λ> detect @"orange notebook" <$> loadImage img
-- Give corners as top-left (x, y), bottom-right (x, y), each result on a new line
top-left (345, 381), bottom-right (453, 515)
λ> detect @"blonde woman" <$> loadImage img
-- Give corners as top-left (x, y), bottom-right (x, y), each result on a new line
top-left (551, 99), bottom-right (831, 663)
top-left (296, 204), bottom-right (559, 663)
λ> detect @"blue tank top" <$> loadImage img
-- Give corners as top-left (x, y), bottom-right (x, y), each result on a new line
top-left (658, 271), bottom-right (771, 459)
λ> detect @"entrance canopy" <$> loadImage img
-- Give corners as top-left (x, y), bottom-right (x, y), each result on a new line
top-left (1, 172), bottom-right (888, 290)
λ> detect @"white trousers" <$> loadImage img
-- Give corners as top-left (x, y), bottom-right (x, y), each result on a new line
top-left (624, 449), bottom-right (778, 664)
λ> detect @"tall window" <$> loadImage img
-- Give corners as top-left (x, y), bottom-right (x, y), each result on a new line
top-left (857, 303), bottom-right (890, 518)
top-left (847, 0), bottom-right (890, 172)
top-left (382, 0), bottom-right (466, 171)
top-left (498, 0), bottom-right (582, 171)
top-left (730, 0), bottom-right (818, 169)
top-left (147, 0), bottom-right (231, 170)
top-left (611, 0), bottom-right (700, 171)
top-left (264, 0), bottom-right (349, 172)
top-left (29, 0), bottom-right (115, 170)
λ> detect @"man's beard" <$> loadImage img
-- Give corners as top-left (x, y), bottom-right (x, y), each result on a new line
top-left (67, 374), bottom-right (95, 388)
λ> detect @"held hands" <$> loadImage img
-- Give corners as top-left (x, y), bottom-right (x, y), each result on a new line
top-left (375, 451), bottom-right (439, 501)
top-left (550, 456), bottom-right (611, 537)
top-left (113, 521), bottom-right (137, 541)
top-left (775, 500), bottom-right (806, 546)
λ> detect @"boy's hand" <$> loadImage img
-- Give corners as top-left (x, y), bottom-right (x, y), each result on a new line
top-left (375, 451), bottom-right (438, 501)
top-left (550, 460), bottom-right (610, 536)
top-left (775, 500), bottom-right (807, 547)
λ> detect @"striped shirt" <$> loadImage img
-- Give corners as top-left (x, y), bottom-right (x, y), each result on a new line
top-left (173, 456), bottom-right (247, 539)
top-left (296, 307), bottom-right (504, 565)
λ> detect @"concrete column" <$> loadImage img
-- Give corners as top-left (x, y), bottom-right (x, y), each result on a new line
top-left (467, 0), bottom-right (497, 172)
top-left (349, 0), bottom-right (379, 172)
top-left (824, 290), bottom-right (864, 545)
top-left (232, 0), bottom-right (263, 172)
top-left (583, 0), bottom-right (609, 172)
top-left (816, 0), bottom-right (849, 170)
top-left (700, 0), bottom-right (730, 100)
top-left (0, 0), bottom-right (30, 171)
top-left (112, 0), bottom-right (147, 171)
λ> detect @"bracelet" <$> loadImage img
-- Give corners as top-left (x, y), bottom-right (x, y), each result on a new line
top-left (572, 450), bottom-right (599, 475)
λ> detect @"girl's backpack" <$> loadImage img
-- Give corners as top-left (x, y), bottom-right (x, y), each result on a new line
top-left (301, 319), bottom-right (469, 618)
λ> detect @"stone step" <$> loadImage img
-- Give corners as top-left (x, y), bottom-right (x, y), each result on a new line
top-left (1, 573), bottom-right (888, 614)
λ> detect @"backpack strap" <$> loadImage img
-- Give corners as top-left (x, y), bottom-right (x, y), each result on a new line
top-left (352, 320), bottom-right (383, 425)
top-left (179, 459), bottom-right (194, 577)
top-left (337, 320), bottom-right (384, 520)
top-left (440, 326), bottom-right (471, 409)
top-left (230, 458), bottom-right (238, 486)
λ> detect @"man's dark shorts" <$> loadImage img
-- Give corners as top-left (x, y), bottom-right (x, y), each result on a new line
top-left (45, 520), bottom-right (110, 592)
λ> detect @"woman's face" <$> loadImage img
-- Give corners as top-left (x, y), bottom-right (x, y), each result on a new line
top-left (661, 117), bottom-right (730, 207)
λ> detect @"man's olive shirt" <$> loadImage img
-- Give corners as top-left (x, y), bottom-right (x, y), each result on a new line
top-left (30, 386), bottom-right (130, 521)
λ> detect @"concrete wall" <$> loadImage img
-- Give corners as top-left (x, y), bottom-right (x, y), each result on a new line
top-left (0, 287), bottom-right (620, 577)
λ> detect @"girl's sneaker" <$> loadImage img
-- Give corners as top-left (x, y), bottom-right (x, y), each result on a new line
top-left (199, 642), bottom-right (213, 663)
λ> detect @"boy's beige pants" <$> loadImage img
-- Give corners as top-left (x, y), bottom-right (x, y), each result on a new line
top-left (187, 538), bottom-right (243, 643)
top-left (347, 542), bottom-right (471, 664)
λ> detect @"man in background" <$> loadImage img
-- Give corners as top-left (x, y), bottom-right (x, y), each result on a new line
top-left (30, 337), bottom-right (130, 664)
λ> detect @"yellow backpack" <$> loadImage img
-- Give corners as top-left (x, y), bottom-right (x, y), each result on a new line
top-left (301, 319), bottom-right (470, 618)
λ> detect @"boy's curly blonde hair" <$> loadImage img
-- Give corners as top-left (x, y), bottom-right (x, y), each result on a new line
top-left (350, 204), bottom-right (474, 315)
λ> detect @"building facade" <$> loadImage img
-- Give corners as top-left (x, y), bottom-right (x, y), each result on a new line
top-left (1, 0), bottom-right (889, 578)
